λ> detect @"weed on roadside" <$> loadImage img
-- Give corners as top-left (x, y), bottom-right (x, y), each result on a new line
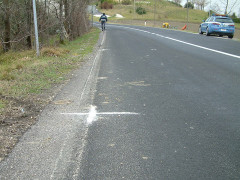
top-left (0, 28), bottom-right (100, 98)
top-left (0, 100), bottom-right (5, 110)
top-left (0, 27), bottom-right (101, 162)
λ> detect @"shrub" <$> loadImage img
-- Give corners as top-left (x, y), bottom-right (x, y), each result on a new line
top-left (15, 64), bottom-right (23, 70)
top-left (184, 2), bottom-right (194, 9)
top-left (136, 7), bottom-right (146, 15)
top-left (169, 1), bottom-right (182, 7)
top-left (232, 18), bottom-right (240, 23)
top-left (122, 0), bottom-right (131, 5)
top-left (1, 71), bottom-right (15, 81)
top-left (100, 1), bottom-right (113, 9)
top-left (41, 47), bottom-right (70, 57)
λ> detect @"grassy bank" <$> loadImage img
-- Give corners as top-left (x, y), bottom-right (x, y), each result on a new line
top-left (0, 27), bottom-right (100, 111)
top-left (95, 1), bottom-right (240, 37)
top-left (98, 1), bottom-right (209, 23)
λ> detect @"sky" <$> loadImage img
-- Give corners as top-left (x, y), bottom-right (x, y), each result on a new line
top-left (180, 0), bottom-right (240, 17)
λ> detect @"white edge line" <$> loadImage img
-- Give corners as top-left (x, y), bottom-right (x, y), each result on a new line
top-left (109, 25), bottom-right (240, 59)
top-left (50, 140), bottom-right (66, 179)
top-left (98, 112), bottom-right (139, 115)
top-left (79, 32), bottom-right (106, 101)
top-left (61, 112), bottom-right (139, 115)
top-left (51, 31), bottom-right (106, 179)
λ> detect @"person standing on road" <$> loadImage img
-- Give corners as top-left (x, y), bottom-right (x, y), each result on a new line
top-left (99, 13), bottom-right (108, 31)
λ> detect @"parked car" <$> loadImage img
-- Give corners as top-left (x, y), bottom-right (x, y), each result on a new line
top-left (199, 14), bottom-right (235, 38)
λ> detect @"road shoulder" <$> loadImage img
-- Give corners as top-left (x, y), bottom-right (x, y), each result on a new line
top-left (0, 30), bottom-right (105, 179)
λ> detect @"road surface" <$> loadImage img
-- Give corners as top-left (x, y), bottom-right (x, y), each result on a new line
top-left (1, 24), bottom-right (240, 179)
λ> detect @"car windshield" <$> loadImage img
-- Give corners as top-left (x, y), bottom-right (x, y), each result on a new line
top-left (216, 18), bottom-right (233, 23)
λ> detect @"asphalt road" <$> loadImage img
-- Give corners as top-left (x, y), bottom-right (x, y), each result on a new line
top-left (79, 25), bottom-right (240, 179)
top-left (1, 24), bottom-right (240, 179)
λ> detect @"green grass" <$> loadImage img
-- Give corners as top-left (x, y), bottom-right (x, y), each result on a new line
top-left (95, 0), bottom-right (240, 28)
top-left (0, 28), bottom-right (100, 105)
top-left (235, 23), bottom-right (240, 29)
top-left (0, 100), bottom-right (5, 110)
top-left (99, 1), bottom-right (208, 23)
top-left (96, 1), bottom-right (239, 38)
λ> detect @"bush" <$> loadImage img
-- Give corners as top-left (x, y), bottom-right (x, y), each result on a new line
top-left (41, 47), bottom-right (70, 57)
top-left (0, 71), bottom-right (15, 81)
top-left (122, 0), bottom-right (131, 5)
top-left (184, 2), bottom-right (194, 9)
top-left (169, 1), bottom-right (182, 7)
top-left (136, 7), bottom-right (146, 15)
top-left (233, 18), bottom-right (240, 23)
top-left (100, 2), bottom-right (113, 9)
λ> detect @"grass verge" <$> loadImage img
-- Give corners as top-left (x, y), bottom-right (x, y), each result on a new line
top-left (0, 27), bottom-right (100, 110)
top-left (0, 27), bottom-right (100, 161)
top-left (0, 100), bottom-right (5, 110)
top-left (0, 29), bottom-right (99, 100)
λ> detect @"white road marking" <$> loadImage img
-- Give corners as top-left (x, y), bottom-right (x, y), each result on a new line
top-left (61, 106), bottom-right (139, 125)
top-left (50, 139), bottom-right (67, 179)
top-left (109, 25), bottom-right (240, 59)
top-left (61, 112), bottom-right (139, 115)
top-left (101, 48), bottom-right (110, 51)
top-left (50, 30), bottom-right (106, 179)
top-left (98, 77), bottom-right (108, 80)
top-left (79, 31), bottom-right (106, 101)
top-left (87, 105), bottom-right (97, 125)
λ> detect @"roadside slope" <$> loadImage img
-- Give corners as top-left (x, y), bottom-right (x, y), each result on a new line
top-left (0, 28), bottom-right (100, 162)
top-left (0, 29), bottom-right (105, 179)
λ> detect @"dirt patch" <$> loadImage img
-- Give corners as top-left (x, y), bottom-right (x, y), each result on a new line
top-left (0, 96), bottom-right (40, 161)
top-left (0, 76), bottom-right (67, 162)
top-left (0, 92), bottom-right (54, 161)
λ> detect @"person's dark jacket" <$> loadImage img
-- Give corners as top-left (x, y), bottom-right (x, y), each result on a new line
top-left (99, 14), bottom-right (108, 22)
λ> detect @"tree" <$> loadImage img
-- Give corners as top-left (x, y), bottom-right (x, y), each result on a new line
top-left (218, 0), bottom-right (238, 14)
top-left (211, 3), bottom-right (222, 14)
top-left (25, 0), bottom-right (32, 49)
top-left (231, 12), bottom-right (240, 23)
top-left (231, 12), bottom-right (237, 18)
top-left (194, 0), bottom-right (208, 10)
top-left (0, 0), bottom-right (90, 52)
top-left (63, 0), bottom-right (70, 36)
top-left (59, 0), bottom-right (64, 44)
top-left (3, 0), bottom-right (11, 52)
top-left (173, 0), bottom-right (182, 5)
top-left (184, 2), bottom-right (194, 9)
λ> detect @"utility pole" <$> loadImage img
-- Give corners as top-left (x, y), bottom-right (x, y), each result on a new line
top-left (134, 0), bottom-right (135, 20)
top-left (154, 0), bottom-right (156, 26)
top-left (92, 5), bottom-right (94, 27)
top-left (209, 0), bottom-right (211, 17)
top-left (32, 0), bottom-right (40, 57)
top-left (187, 0), bottom-right (189, 23)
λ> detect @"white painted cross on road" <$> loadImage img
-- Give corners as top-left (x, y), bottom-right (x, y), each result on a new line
top-left (61, 106), bottom-right (139, 125)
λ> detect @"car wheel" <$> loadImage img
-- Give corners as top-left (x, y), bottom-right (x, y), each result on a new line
top-left (199, 26), bottom-right (203, 34)
top-left (206, 27), bottom-right (210, 36)
top-left (228, 35), bottom-right (233, 39)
